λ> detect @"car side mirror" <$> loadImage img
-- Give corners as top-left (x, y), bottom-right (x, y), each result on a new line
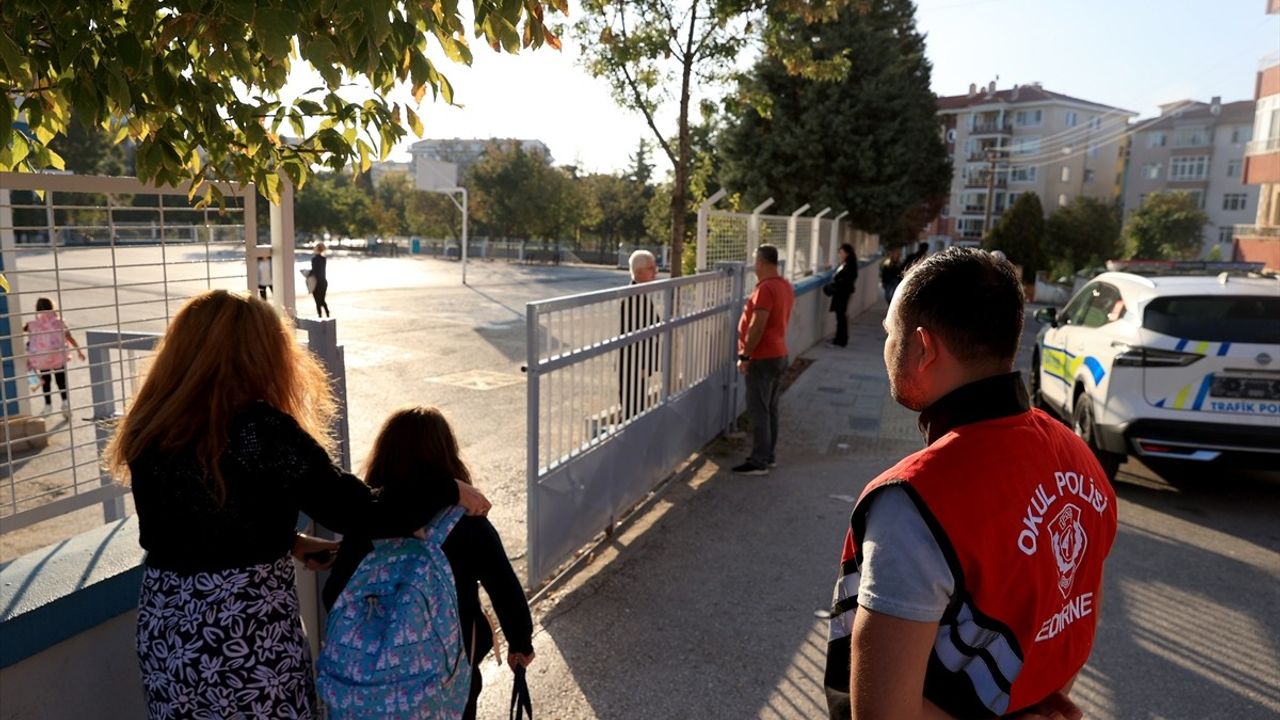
top-left (1034, 307), bottom-right (1058, 327)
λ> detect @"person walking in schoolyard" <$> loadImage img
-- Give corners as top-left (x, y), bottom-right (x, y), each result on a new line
top-left (824, 248), bottom-right (1118, 720)
top-left (311, 242), bottom-right (331, 317)
top-left (24, 297), bottom-right (85, 419)
top-left (825, 243), bottom-right (858, 348)
top-left (733, 244), bottom-right (794, 476)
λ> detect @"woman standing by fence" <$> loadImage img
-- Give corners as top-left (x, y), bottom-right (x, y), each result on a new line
top-left (108, 290), bottom-right (490, 719)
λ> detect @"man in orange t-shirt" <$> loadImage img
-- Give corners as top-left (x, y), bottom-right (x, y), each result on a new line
top-left (734, 244), bottom-right (795, 475)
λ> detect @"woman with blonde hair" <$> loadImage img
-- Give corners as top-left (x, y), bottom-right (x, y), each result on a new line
top-left (108, 290), bottom-right (490, 719)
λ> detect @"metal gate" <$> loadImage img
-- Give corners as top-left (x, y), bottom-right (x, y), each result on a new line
top-left (524, 264), bottom-right (746, 586)
top-left (0, 172), bottom-right (297, 540)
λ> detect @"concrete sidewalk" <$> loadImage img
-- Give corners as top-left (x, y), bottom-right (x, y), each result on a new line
top-left (474, 303), bottom-right (922, 719)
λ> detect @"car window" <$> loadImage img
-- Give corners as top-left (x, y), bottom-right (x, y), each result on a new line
top-left (1144, 295), bottom-right (1280, 343)
top-left (1062, 284), bottom-right (1096, 326)
top-left (1078, 284), bottom-right (1123, 328)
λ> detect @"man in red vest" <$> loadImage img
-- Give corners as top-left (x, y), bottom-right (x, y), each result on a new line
top-left (824, 247), bottom-right (1117, 719)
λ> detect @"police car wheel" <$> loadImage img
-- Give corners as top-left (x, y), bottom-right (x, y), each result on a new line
top-left (1072, 396), bottom-right (1120, 481)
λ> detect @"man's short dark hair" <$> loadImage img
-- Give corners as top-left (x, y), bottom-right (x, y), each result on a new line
top-left (896, 247), bottom-right (1024, 364)
top-left (756, 244), bottom-right (779, 265)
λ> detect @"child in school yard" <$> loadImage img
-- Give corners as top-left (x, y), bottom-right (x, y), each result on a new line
top-left (24, 297), bottom-right (84, 419)
top-left (323, 406), bottom-right (535, 720)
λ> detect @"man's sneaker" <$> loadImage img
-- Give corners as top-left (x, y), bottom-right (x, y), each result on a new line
top-left (767, 461), bottom-right (777, 469)
top-left (41, 403), bottom-right (52, 416)
top-left (61, 401), bottom-right (71, 420)
top-left (732, 461), bottom-right (769, 476)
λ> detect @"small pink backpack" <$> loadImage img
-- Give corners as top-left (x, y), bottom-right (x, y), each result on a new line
top-left (27, 314), bottom-right (69, 371)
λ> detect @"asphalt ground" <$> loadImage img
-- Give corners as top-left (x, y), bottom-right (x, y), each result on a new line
top-left (470, 302), bottom-right (1280, 719)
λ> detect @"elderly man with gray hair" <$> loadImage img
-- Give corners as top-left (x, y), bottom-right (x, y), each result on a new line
top-left (620, 249), bottom-right (660, 421)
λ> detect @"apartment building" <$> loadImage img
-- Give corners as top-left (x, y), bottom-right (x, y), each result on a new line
top-left (936, 82), bottom-right (1136, 241)
top-left (1237, 0), bottom-right (1280, 270)
top-left (1122, 98), bottom-right (1257, 256)
top-left (407, 138), bottom-right (553, 181)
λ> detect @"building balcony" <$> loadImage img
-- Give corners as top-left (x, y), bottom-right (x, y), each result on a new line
top-left (1243, 144), bottom-right (1280, 185)
top-left (963, 175), bottom-right (1008, 189)
top-left (971, 121), bottom-right (1013, 136)
top-left (960, 205), bottom-right (1005, 217)
top-left (1246, 137), bottom-right (1280, 155)
top-left (1234, 224), bottom-right (1280, 238)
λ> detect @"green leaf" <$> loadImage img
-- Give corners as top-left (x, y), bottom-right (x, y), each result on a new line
top-left (253, 8), bottom-right (297, 62)
top-left (0, 31), bottom-right (30, 87)
top-left (107, 70), bottom-right (132, 114)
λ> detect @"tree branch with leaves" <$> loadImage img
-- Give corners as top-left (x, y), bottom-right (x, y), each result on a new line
top-left (0, 0), bottom-right (566, 205)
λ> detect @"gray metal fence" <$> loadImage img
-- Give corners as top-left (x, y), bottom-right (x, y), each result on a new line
top-left (524, 264), bottom-right (746, 586)
top-left (0, 172), bottom-right (297, 546)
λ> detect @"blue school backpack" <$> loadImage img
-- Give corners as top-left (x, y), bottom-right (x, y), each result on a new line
top-left (318, 506), bottom-right (470, 719)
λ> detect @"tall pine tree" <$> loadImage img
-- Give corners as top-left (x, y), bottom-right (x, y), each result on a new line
top-left (720, 0), bottom-right (951, 245)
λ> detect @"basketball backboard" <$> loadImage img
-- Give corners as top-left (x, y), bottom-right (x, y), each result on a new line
top-left (416, 159), bottom-right (459, 191)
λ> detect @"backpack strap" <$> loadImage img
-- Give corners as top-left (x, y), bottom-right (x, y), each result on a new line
top-left (425, 505), bottom-right (466, 546)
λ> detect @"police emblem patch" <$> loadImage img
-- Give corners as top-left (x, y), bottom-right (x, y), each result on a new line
top-left (1049, 504), bottom-right (1088, 599)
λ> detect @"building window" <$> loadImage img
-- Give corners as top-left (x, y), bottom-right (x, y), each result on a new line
top-left (1061, 166), bottom-right (1071, 182)
top-left (1182, 190), bottom-right (1204, 208)
top-left (1012, 137), bottom-right (1041, 155)
top-left (1084, 168), bottom-right (1096, 183)
top-left (1218, 226), bottom-right (1235, 243)
top-left (1138, 194), bottom-right (1147, 207)
top-left (1223, 193), bottom-right (1248, 211)
top-left (1168, 155), bottom-right (1209, 181)
top-left (1226, 159), bottom-right (1242, 177)
top-left (1058, 193), bottom-right (1069, 207)
top-left (1087, 143), bottom-right (1099, 158)
top-left (1173, 127), bottom-right (1210, 147)
top-left (1014, 110), bottom-right (1043, 127)
top-left (1147, 131), bottom-right (1167, 148)
top-left (1090, 116), bottom-right (1102, 130)
top-left (1230, 127), bottom-right (1247, 144)
top-left (1142, 163), bottom-right (1161, 179)
top-left (1065, 111), bottom-right (1078, 127)
top-left (1009, 165), bottom-right (1037, 183)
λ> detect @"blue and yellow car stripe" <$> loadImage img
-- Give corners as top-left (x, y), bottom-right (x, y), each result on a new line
top-left (1041, 344), bottom-right (1106, 385)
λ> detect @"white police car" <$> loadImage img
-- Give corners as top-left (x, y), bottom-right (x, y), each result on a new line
top-left (1031, 261), bottom-right (1280, 480)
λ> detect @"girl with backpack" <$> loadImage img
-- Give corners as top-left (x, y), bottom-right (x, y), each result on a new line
top-left (107, 290), bottom-right (492, 720)
top-left (322, 406), bottom-right (535, 720)
top-left (24, 297), bottom-right (84, 419)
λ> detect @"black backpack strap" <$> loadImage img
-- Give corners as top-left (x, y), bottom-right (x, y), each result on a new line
top-left (509, 665), bottom-right (533, 720)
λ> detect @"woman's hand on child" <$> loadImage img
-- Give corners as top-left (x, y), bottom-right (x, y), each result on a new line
top-left (507, 652), bottom-right (535, 670)
top-left (456, 480), bottom-right (491, 517)
top-left (291, 533), bottom-right (339, 571)
top-left (76, 349), bottom-right (86, 361)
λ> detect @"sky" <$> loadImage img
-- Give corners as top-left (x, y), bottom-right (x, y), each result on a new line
top-left (285, 0), bottom-right (1280, 176)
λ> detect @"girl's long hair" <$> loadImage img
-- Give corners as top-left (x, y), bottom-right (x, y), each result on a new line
top-left (106, 290), bottom-right (336, 502)
top-left (363, 406), bottom-right (471, 495)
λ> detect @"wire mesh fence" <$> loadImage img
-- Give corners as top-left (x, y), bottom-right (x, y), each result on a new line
top-left (0, 174), bottom-right (271, 541)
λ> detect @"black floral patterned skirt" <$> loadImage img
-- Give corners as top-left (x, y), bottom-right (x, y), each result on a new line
top-left (136, 555), bottom-right (316, 719)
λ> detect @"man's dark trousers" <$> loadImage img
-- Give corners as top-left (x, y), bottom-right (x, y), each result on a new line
top-left (746, 356), bottom-right (788, 467)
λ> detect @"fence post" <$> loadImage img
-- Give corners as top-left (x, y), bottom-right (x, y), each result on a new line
top-left (786, 204), bottom-right (811, 280)
top-left (695, 189), bottom-right (728, 273)
top-left (748, 198), bottom-right (774, 263)
top-left (719, 262), bottom-right (746, 434)
top-left (810, 207), bottom-right (831, 275)
top-left (268, 177), bottom-right (297, 317)
top-left (0, 188), bottom-right (28, 418)
top-left (830, 211), bottom-right (849, 264)
top-left (525, 303), bottom-right (541, 586)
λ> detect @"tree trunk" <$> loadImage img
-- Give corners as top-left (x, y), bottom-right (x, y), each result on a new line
top-left (670, 5), bottom-right (699, 278)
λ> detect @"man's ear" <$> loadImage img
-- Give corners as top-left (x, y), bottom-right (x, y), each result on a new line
top-left (914, 326), bottom-right (940, 372)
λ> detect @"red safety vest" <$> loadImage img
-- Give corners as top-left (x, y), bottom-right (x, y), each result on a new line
top-left (844, 408), bottom-right (1117, 717)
